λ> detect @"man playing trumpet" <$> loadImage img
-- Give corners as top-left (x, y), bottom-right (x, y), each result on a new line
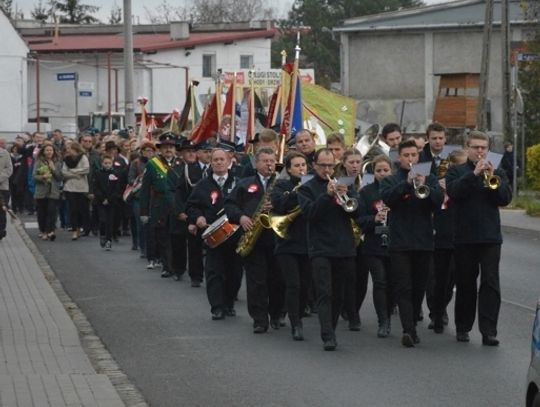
top-left (445, 131), bottom-right (512, 346)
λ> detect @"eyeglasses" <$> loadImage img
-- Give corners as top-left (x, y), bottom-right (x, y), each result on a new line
top-left (316, 163), bottom-right (335, 168)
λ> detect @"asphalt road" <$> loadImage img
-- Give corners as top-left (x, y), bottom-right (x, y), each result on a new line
top-left (27, 224), bottom-right (540, 407)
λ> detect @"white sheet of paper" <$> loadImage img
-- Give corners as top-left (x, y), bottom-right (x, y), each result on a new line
top-left (361, 173), bottom-right (375, 188)
top-left (410, 162), bottom-right (432, 177)
top-left (337, 176), bottom-right (355, 186)
top-left (487, 152), bottom-right (503, 169)
top-left (441, 144), bottom-right (461, 159)
top-left (389, 149), bottom-right (399, 162)
top-left (301, 174), bottom-right (314, 185)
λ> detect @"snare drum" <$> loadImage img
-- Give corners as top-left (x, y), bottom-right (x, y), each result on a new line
top-left (202, 215), bottom-right (239, 248)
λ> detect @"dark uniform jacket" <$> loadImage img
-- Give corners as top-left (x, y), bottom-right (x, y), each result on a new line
top-left (380, 167), bottom-right (444, 251)
top-left (297, 175), bottom-right (359, 258)
top-left (93, 167), bottom-right (123, 205)
top-left (445, 160), bottom-right (512, 245)
top-left (225, 174), bottom-right (275, 247)
top-left (186, 172), bottom-right (236, 226)
top-left (164, 158), bottom-right (185, 235)
top-left (176, 161), bottom-right (209, 214)
top-left (357, 180), bottom-right (389, 257)
top-left (139, 155), bottom-right (176, 227)
top-left (270, 176), bottom-right (308, 255)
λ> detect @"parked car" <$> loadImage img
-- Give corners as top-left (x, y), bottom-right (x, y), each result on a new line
top-left (527, 300), bottom-right (540, 407)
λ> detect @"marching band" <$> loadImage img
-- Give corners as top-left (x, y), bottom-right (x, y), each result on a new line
top-left (134, 123), bottom-right (511, 351)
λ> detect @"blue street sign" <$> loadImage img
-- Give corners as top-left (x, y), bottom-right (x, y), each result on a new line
top-left (79, 91), bottom-right (92, 97)
top-left (57, 72), bottom-right (76, 81)
top-left (517, 53), bottom-right (539, 62)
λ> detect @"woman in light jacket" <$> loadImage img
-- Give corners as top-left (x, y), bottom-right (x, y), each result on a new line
top-left (33, 142), bottom-right (63, 240)
top-left (62, 141), bottom-right (90, 240)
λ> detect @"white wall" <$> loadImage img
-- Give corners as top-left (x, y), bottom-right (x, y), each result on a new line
top-left (0, 12), bottom-right (28, 138)
top-left (26, 36), bottom-right (272, 132)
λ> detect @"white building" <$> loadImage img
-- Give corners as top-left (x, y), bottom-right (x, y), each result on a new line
top-left (0, 11), bottom-right (29, 138)
top-left (335, 0), bottom-right (538, 134)
top-left (18, 21), bottom-right (275, 134)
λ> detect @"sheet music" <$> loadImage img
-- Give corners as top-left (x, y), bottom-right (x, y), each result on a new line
top-left (410, 162), bottom-right (432, 177)
top-left (487, 152), bottom-right (503, 169)
top-left (361, 173), bottom-right (375, 188)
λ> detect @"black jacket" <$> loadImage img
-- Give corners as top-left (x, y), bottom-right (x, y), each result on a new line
top-left (225, 174), bottom-right (275, 247)
top-left (186, 172), bottom-right (237, 226)
top-left (297, 175), bottom-right (359, 258)
top-left (270, 176), bottom-right (308, 255)
top-left (380, 167), bottom-right (444, 251)
top-left (357, 180), bottom-right (389, 257)
top-left (176, 161), bottom-right (209, 214)
top-left (433, 195), bottom-right (455, 250)
top-left (93, 167), bottom-right (123, 205)
top-left (445, 160), bottom-right (512, 245)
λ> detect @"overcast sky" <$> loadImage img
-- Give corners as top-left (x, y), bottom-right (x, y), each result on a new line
top-left (13, 0), bottom-right (450, 23)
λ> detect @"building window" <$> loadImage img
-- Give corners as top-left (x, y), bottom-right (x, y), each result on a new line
top-left (202, 54), bottom-right (216, 78)
top-left (240, 55), bottom-right (253, 69)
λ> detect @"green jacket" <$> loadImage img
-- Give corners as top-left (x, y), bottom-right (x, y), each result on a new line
top-left (139, 155), bottom-right (176, 227)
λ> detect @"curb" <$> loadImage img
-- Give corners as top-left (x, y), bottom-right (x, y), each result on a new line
top-left (13, 218), bottom-right (149, 407)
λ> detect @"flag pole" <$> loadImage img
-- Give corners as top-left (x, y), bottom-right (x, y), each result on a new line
top-left (288, 33), bottom-right (301, 136)
top-left (249, 67), bottom-right (255, 143)
top-left (278, 49), bottom-right (287, 163)
top-left (231, 72), bottom-right (237, 143)
top-left (216, 71), bottom-right (223, 127)
top-left (189, 81), bottom-right (196, 134)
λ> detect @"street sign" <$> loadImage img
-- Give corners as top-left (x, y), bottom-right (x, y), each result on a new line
top-left (79, 91), bottom-right (92, 97)
top-left (223, 69), bottom-right (316, 87)
top-left (517, 53), bottom-right (539, 62)
top-left (57, 73), bottom-right (77, 81)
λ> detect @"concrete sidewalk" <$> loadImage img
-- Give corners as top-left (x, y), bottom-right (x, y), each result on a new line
top-left (500, 208), bottom-right (540, 235)
top-left (0, 220), bottom-right (125, 407)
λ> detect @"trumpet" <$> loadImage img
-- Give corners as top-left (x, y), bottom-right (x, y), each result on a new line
top-left (477, 156), bottom-right (501, 190)
top-left (409, 163), bottom-right (430, 199)
top-left (326, 175), bottom-right (358, 212)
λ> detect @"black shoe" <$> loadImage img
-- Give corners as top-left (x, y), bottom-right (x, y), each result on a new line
top-left (401, 333), bottom-right (415, 348)
top-left (292, 326), bottom-right (304, 341)
top-left (172, 273), bottom-right (182, 281)
top-left (270, 319), bottom-right (280, 330)
top-left (225, 308), bottom-right (236, 317)
top-left (456, 332), bottom-right (470, 342)
top-left (433, 320), bottom-right (444, 334)
top-left (349, 321), bottom-right (361, 332)
top-left (211, 309), bottom-right (225, 320)
top-left (377, 321), bottom-right (389, 338)
top-left (323, 338), bottom-right (337, 351)
top-left (161, 270), bottom-right (173, 278)
top-left (428, 319), bottom-right (435, 330)
top-left (191, 280), bottom-right (201, 287)
top-left (253, 325), bottom-right (268, 334)
top-left (100, 237), bottom-right (106, 248)
top-left (105, 240), bottom-right (112, 251)
top-left (482, 335), bottom-right (500, 346)
top-left (0, 230), bottom-right (5, 240)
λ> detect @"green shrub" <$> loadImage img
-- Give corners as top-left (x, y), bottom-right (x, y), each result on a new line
top-left (526, 144), bottom-right (540, 191)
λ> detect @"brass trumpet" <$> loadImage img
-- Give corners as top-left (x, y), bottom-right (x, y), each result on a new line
top-left (483, 172), bottom-right (501, 189)
top-left (409, 163), bottom-right (430, 199)
top-left (326, 175), bottom-right (358, 212)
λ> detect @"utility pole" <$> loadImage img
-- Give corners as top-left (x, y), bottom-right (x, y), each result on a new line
top-left (123, 0), bottom-right (135, 129)
top-left (501, 0), bottom-right (512, 139)
top-left (476, 0), bottom-right (493, 131)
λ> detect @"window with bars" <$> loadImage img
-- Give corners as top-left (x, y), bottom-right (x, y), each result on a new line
top-left (240, 55), bottom-right (253, 69)
top-left (202, 54), bottom-right (216, 78)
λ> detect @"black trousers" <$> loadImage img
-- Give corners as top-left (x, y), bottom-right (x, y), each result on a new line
top-left (389, 251), bottom-right (432, 334)
top-left (429, 249), bottom-right (455, 320)
top-left (454, 244), bottom-right (501, 337)
top-left (169, 233), bottom-right (187, 275)
top-left (0, 190), bottom-right (10, 235)
top-left (277, 254), bottom-right (311, 327)
top-left (65, 192), bottom-right (89, 231)
top-left (98, 203), bottom-right (115, 241)
top-left (147, 224), bottom-right (169, 266)
top-left (187, 232), bottom-right (204, 283)
top-left (362, 255), bottom-right (393, 324)
top-left (205, 239), bottom-right (242, 312)
top-left (343, 250), bottom-right (369, 324)
top-left (35, 198), bottom-right (58, 234)
top-left (10, 183), bottom-right (25, 213)
top-left (243, 244), bottom-right (284, 328)
top-left (311, 256), bottom-right (355, 342)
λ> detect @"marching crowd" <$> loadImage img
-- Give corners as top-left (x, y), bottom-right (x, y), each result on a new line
top-left (0, 122), bottom-right (512, 351)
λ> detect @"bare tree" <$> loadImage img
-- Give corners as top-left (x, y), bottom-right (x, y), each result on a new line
top-left (144, 0), bottom-right (190, 24)
top-left (31, 0), bottom-right (50, 22)
top-left (0, 0), bottom-right (13, 17)
top-left (109, 2), bottom-right (122, 24)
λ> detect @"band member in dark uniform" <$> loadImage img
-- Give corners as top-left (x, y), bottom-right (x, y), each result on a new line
top-left (357, 154), bottom-right (393, 338)
top-left (175, 140), bottom-right (212, 286)
top-left (239, 129), bottom-right (280, 179)
top-left (139, 132), bottom-right (178, 277)
top-left (294, 129), bottom-right (316, 168)
top-left (270, 151), bottom-right (309, 340)
top-left (297, 148), bottom-right (359, 351)
top-left (186, 148), bottom-right (241, 320)
top-left (380, 139), bottom-right (443, 348)
top-left (446, 131), bottom-right (512, 346)
top-left (225, 147), bottom-right (284, 334)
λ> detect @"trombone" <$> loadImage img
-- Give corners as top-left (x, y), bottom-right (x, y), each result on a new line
top-left (326, 175), bottom-right (359, 212)
top-left (409, 163), bottom-right (430, 199)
